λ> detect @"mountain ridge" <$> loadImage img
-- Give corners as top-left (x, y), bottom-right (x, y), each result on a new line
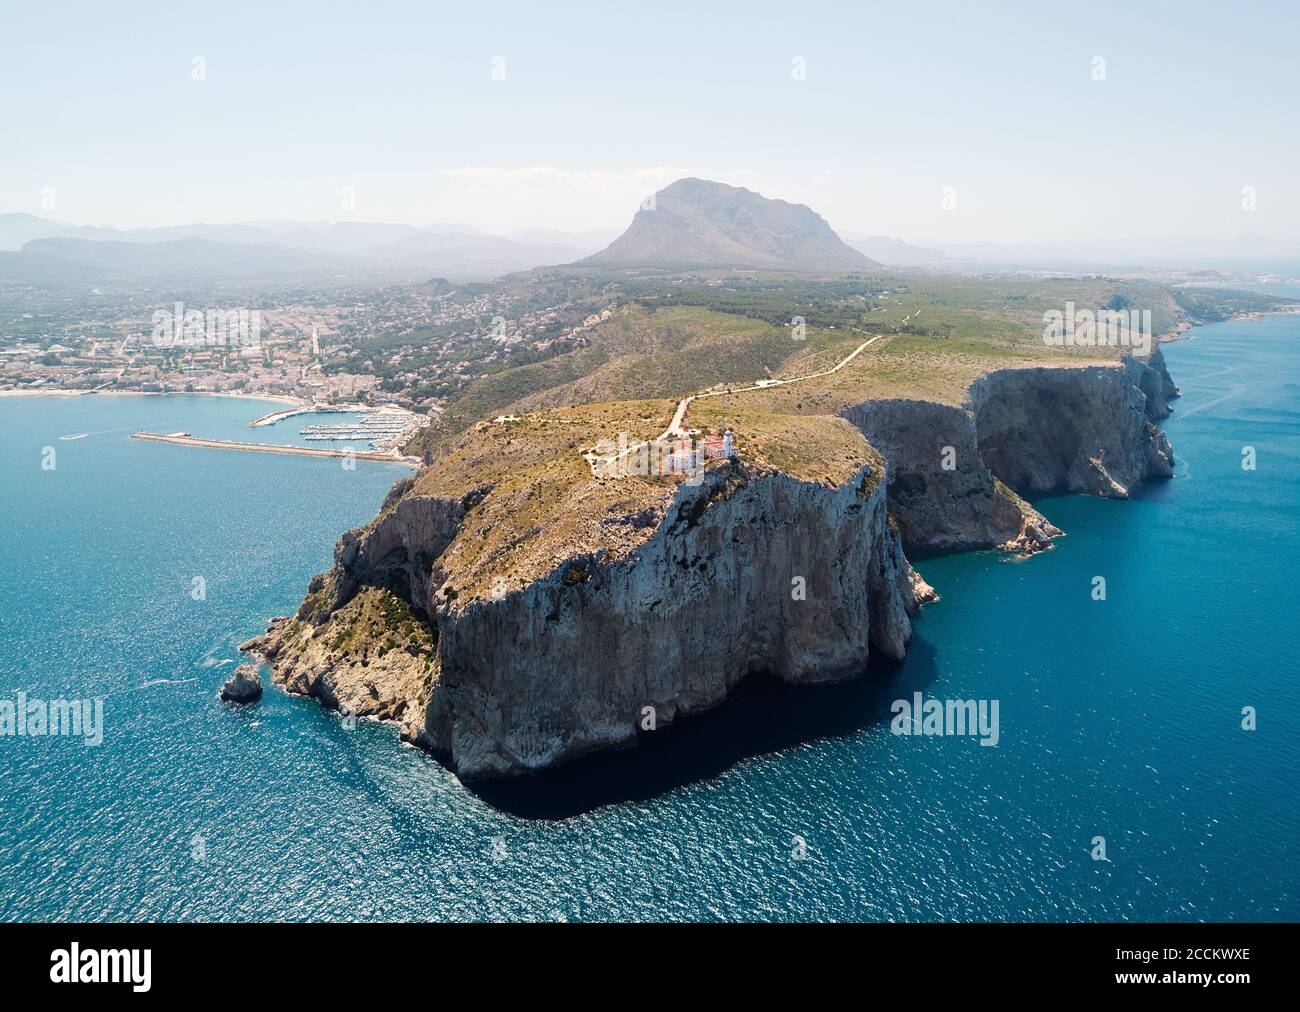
top-left (0, 220), bottom-right (605, 287)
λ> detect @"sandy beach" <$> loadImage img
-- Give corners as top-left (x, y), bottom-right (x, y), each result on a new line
top-left (0, 388), bottom-right (305, 408)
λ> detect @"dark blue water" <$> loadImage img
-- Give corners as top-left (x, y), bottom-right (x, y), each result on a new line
top-left (1, 314), bottom-right (1296, 921)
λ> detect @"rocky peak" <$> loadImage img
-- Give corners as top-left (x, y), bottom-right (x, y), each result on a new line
top-left (585, 178), bottom-right (878, 271)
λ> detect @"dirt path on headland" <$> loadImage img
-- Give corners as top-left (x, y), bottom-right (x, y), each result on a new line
top-left (660, 332), bottom-right (883, 440)
top-left (581, 331), bottom-right (888, 478)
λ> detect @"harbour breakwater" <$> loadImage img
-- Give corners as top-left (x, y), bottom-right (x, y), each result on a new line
top-left (132, 431), bottom-right (419, 466)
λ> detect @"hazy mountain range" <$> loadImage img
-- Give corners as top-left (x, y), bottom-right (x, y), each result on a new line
top-left (0, 213), bottom-right (620, 288)
top-left (4, 185), bottom-right (1298, 292)
top-left (843, 233), bottom-right (1300, 270)
top-left (842, 234), bottom-right (949, 265)
top-left (923, 236), bottom-right (1300, 270)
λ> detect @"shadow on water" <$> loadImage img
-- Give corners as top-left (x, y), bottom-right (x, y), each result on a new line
top-left (467, 634), bottom-right (941, 820)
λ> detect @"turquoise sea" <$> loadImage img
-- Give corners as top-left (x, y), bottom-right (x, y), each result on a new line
top-left (1, 312), bottom-right (1297, 922)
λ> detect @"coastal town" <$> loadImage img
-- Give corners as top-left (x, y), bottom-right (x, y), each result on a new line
top-left (0, 277), bottom-right (621, 426)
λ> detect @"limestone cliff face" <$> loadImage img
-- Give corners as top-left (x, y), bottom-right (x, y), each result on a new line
top-left (969, 365), bottom-right (1174, 499)
top-left (248, 460), bottom-right (929, 780)
top-left (409, 464), bottom-right (924, 777)
top-left (1127, 345), bottom-right (1181, 420)
top-left (841, 360), bottom-right (1174, 555)
top-left (842, 399), bottom-right (1059, 556)
top-left (299, 481), bottom-right (481, 624)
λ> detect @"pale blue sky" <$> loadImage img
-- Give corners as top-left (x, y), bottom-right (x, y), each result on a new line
top-left (3, 0), bottom-right (1296, 241)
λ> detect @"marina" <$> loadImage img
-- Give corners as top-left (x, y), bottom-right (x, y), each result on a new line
top-left (250, 402), bottom-right (429, 452)
top-left (299, 411), bottom-right (423, 450)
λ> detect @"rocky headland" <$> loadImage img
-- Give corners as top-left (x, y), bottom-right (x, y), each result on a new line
top-left (243, 346), bottom-right (1178, 780)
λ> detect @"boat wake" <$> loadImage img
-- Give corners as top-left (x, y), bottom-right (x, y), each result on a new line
top-left (135, 677), bottom-right (199, 690)
top-left (59, 427), bottom-right (134, 440)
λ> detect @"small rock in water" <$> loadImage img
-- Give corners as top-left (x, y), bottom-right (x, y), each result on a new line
top-left (219, 663), bottom-right (263, 704)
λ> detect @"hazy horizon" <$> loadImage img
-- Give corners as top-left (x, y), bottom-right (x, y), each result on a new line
top-left (5, 1), bottom-right (1298, 245)
top-left (8, 203), bottom-right (1300, 253)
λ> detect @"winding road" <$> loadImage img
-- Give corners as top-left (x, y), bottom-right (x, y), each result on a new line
top-left (660, 331), bottom-right (883, 440)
